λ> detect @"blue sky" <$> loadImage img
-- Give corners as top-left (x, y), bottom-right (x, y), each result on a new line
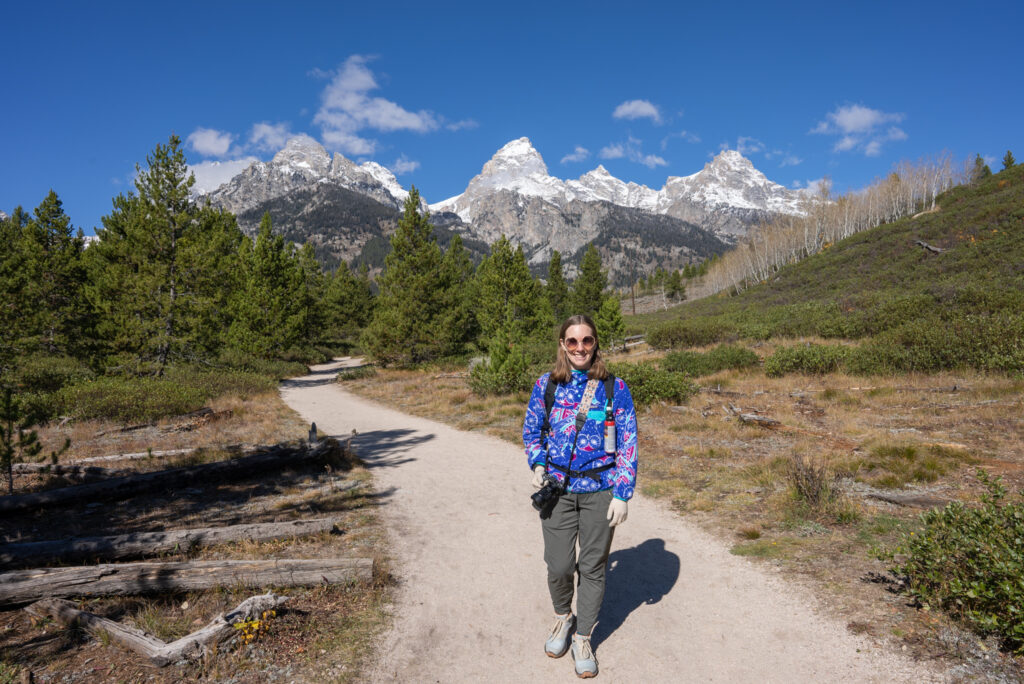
top-left (2, 0), bottom-right (1022, 234)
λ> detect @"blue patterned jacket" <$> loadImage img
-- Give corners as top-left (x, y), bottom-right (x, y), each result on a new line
top-left (522, 369), bottom-right (638, 500)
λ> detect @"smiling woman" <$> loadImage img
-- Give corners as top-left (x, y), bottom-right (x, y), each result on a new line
top-left (522, 313), bottom-right (638, 678)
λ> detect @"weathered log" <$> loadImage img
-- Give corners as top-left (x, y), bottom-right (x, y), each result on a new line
top-left (914, 239), bottom-right (946, 254)
top-left (739, 413), bottom-right (781, 428)
top-left (0, 518), bottom-right (341, 567)
top-left (72, 443), bottom-right (263, 465)
top-left (25, 592), bottom-right (289, 666)
top-left (11, 463), bottom-right (133, 480)
top-left (0, 557), bottom-right (372, 606)
top-left (0, 441), bottom-right (332, 515)
top-left (866, 492), bottom-right (947, 509)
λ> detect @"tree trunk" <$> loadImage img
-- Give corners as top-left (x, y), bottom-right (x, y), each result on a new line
top-left (0, 441), bottom-right (333, 515)
top-left (0, 558), bottom-right (372, 606)
top-left (0, 518), bottom-right (341, 567)
top-left (24, 592), bottom-right (289, 666)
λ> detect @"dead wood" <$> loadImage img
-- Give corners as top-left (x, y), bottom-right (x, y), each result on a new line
top-left (10, 463), bottom-right (133, 480)
top-left (739, 413), bottom-right (781, 428)
top-left (25, 592), bottom-right (289, 666)
top-left (0, 518), bottom-right (341, 567)
top-left (0, 557), bottom-right (372, 606)
top-left (0, 441), bottom-right (333, 515)
top-left (72, 443), bottom-right (263, 465)
top-left (866, 492), bottom-right (947, 509)
top-left (914, 239), bottom-right (946, 254)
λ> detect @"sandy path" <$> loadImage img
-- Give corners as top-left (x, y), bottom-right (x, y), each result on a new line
top-left (281, 359), bottom-right (943, 683)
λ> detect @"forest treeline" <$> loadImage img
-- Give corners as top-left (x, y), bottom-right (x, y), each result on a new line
top-left (0, 136), bottom-right (628, 436)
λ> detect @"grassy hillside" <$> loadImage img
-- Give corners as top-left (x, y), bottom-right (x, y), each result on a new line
top-left (631, 163), bottom-right (1024, 374)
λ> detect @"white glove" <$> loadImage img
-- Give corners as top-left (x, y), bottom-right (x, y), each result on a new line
top-left (607, 497), bottom-right (628, 527)
top-left (531, 465), bottom-right (547, 489)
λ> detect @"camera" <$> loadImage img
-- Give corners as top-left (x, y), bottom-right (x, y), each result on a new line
top-left (531, 472), bottom-right (564, 517)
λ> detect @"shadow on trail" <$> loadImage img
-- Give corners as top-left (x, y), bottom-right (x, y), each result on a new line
top-left (592, 538), bottom-right (680, 649)
top-left (335, 428), bottom-right (435, 469)
top-left (281, 365), bottom-right (347, 389)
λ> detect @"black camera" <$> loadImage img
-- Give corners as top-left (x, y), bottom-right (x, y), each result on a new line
top-left (531, 472), bottom-right (564, 518)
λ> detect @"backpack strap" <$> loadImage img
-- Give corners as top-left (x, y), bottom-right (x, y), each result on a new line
top-left (541, 377), bottom-right (557, 440)
top-left (604, 376), bottom-right (615, 414)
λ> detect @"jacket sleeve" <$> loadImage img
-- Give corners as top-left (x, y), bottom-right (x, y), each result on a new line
top-left (612, 378), bottom-right (638, 501)
top-left (523, 373), bottom-right (550, 469)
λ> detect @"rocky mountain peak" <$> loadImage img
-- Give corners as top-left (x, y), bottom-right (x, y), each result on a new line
top-left (271, 136), bottom-right (331, 176)
top-left (480, 137), bottom-right (548, 178)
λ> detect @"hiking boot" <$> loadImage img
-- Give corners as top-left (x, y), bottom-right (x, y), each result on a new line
top-left (544, 612), bottom-right (574, 658)
top-left (571, 633), bottom-right (598, 678)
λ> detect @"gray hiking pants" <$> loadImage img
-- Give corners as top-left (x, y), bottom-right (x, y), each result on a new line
top-left (541, 488), bottom-right (615, 637)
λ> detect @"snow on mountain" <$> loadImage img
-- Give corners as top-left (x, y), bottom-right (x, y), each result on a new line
top-left (0, 210), bottom-right (8, 222)
top-left (430, 139), bottom-right (805, 230)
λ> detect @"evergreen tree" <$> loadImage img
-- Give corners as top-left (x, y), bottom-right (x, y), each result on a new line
top-left (436, 234), bottom-right (477, 356)
top-left (666, 270), bottom-right (685, 300)
top-left (595, 295), bottom-right (625, 351)
top-left (227, 213), bottom-right (309, 358)
top-left (361, 188), bottom-right (450, 366)
top-left (474, 235), bottom-right (552, 351)
top-left (571, 244), bottom-right (607, 317)
top-left (323, 263), bottom-right (375, 345)
top-left (546, 250), bottom-right (570, 321)
top-left (971, 153), bottom-right (992, 184)
top-left (1003, 150), bottom-right (1016, 170)
top-left (86, 135), bottom-right (238, 374)
top-left (0, 208), bottom-right (31, 366)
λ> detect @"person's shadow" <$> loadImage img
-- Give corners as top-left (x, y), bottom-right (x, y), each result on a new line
top-left (591, 538), bottom-right (680, 648)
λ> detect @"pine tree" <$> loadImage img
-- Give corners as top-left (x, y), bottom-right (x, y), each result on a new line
top-left (361, 187), bottom-right (450, 366)
top-left (0, 383), bottom-right (41, 495)
top-left (227, 213), bottom-right (309, 358)
top-left (546, 250), bottom-right (570, 321)
top-left (595, 295), bottom-right (625, 351)
top-left (1003, 150), bottom-right (1016, 170)
top-left (0, 208), bottom-right (31, 366)
top-left (474, 236), bottom-right (552, 350)
top-left (86, 135), bottom-right (234, 374)
top-left (436, 234), bottom-right (477, 356)
top-left (323, 263), bottom-right (375, 345)
top-left (666, 270), bottom-right (685, 300)
top-left (571, 244), bottom-right (607, 317)
top-left (971, 153), bottom-right (992, 184)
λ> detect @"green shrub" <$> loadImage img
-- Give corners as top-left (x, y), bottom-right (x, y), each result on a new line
top-left (854, 444), bottom-right (977, 489)
top-left (217, 349), bottom-right (309, 379)
top-left (663, 344), bottom-right (759, 377)
top-left (647, 319), bottom-right (736, 349)
top-left (337, 366), bottom-right (377, 381)
top-left (469, 342), bottom-right (533, 396)
top-left (764, 344), bottom-right (850, 377)
top-left (59, 376), bottom-right (205, 423)
top-left (13, 354), bottom-right (95, 393)
top-left (607, 361), bottom-right (697, 408)
top-left (889, 471), bottom-right (1024, 653)
top-left (162, 365), bottom-right (277, 399)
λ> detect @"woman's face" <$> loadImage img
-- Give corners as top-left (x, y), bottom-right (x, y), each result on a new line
top-left (561, 323), bottom-right (597, 371)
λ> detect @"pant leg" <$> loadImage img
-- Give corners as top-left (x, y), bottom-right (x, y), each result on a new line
top-left (575, 489), bottom-right (615, 636)
top-left (541, 492), bottom-right (579, 615)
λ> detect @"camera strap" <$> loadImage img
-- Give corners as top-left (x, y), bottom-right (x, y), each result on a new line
top-left (543, 379), bottom-right (613, 487)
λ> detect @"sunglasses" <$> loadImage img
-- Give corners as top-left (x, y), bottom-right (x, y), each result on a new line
top-left (563, 336), bottom-right (596, 351)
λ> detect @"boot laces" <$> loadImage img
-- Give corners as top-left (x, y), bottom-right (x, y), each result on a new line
top-left (548, 613), bottom-right (571, 640)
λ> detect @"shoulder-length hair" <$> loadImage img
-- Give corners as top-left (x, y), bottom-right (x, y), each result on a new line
top-left (550, 314), bottom-right (610, 384)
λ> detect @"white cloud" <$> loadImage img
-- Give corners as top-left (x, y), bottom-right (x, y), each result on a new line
top-left (660, 130), bottom-right (700, 150)
top-left (186, 127), bottom-right (235, 157)
top-left (599, 144), bottom-right (625, 159)
top-left (249, 122), bottom-right (292, 152)
top-left (445, 119), bottom-right (478, 131)
top-left (791, 180), bottom-right (803, 188)
top-left (612, 99), bottom-right (662, 124)
top-left (189, 157), bottom-right (258, 194)
top-left (390, 155), bottom-right (420, 175)
top-left (600, 138), bottom-right (666, 167)
top-left (314, 55), bottom-right (440, 156)
top-left (779, 155), bottom-right (803, 167)
top-left (800, 177), bottom-right (829, 196)
top-left (811, 104), bottom-right (907, 156)
top-left (561, 146), bottom-right (591, 164)
top-left (736, 136), bottom-right (766, 155)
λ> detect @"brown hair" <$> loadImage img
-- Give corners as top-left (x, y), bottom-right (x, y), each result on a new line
top-left (550, 314), bottom-right (610, 384)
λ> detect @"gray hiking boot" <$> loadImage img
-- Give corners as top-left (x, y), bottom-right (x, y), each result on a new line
top-left (571, 633), bottom-right (598, 678)
top-left (544, 612), bottom-right (574, 658)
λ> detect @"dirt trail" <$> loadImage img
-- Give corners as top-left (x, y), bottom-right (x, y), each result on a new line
top-left (281, 359), bottom-right (944, 683)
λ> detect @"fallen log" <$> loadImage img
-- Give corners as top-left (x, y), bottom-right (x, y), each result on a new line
top-left (25, 592), bottom-right (289, 666)
top-left (0, 518), bottom-right (341, 567)
top-left (739, 413), bottom-right (781, 428)
top-left (0, 557), bottom-right (372, 606)
top-left (72, 443), bottom-right (263, 465)
top-left (0, 441), bottom-right (332, 515)
top-left (914, 239), bottom-right (946, 254)
top-left (11, 463), bottom-right (133, 480)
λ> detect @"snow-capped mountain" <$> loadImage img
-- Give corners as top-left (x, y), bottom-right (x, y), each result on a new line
top-left (431, 138), bottom-right (805, 239)
top-left (206, 136), bottom-right (415, 228)
top-left (0, 210), bottom-right (9, 222)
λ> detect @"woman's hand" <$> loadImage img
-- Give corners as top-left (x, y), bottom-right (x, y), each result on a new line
top-left (607, 497), bottom-right (628, 527)
top-left (532, 465), bottom-right (547, 489)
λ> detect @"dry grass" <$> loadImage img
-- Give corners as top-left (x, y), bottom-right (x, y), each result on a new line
top-left (343, 359), bottom-right (1024, 675)
top-left (0, 391), bottom-right (394, 683)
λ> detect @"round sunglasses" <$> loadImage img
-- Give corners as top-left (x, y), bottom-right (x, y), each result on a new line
top-left (563, 335), bottom-right (596, 351)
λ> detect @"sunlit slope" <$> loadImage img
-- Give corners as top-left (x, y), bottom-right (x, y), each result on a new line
top-left (631, 164), bottom-right (1024, 373)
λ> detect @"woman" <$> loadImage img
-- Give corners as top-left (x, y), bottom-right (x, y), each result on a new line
top-left (522, 314), bottom-right (638, 679)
